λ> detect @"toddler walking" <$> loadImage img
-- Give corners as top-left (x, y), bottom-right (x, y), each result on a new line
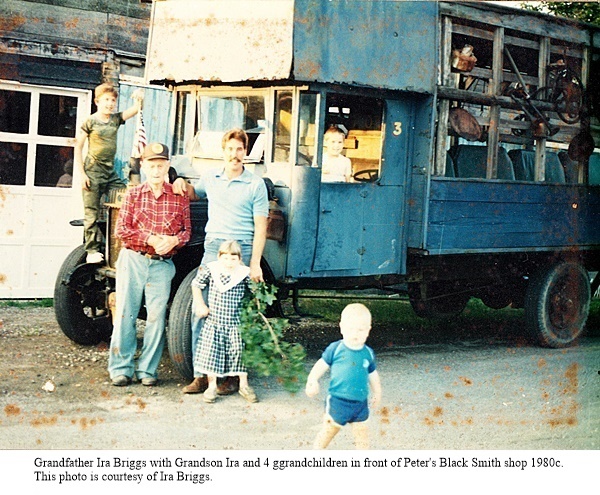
top-left (306, 303), bottom-right (381, 449)
top-left (191, 240), bottom-right (258, 404)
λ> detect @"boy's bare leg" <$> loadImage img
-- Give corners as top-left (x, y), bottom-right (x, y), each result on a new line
top-left (313, 415), bottom-right (341, 449)
top-left (351, 421), bottom-right (370, 450)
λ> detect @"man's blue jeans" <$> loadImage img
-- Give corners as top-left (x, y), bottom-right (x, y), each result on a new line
top-left (191, 237), bottom-right (253, 377)
top-left (108, 249), bottom-right (175, 380)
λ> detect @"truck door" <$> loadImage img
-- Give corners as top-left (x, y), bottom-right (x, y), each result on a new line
top-left (312, 93), bottom-right (410, 276)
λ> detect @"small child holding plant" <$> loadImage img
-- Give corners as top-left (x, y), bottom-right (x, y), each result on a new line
top-left (191, 240), bottom-right (258, 404)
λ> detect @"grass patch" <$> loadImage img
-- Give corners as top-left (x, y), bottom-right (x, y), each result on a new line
top-left (293, 290), bottom-right (523, 326)
top-left (292, 290), bottom-right (600, 337)
top-left (0, 299), bottom-right (53, 309)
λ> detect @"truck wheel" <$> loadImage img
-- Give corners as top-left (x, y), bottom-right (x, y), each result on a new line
top-left (167, 269), bottom-right (195, 380)
top-left (54, 244), bottom-right (112, 345)
top-left (525, 262), bottom-right (590, 348)
top-left (408, 282), bottom-right (469, 318)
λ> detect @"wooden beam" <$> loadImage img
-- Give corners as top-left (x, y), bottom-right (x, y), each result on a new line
top-left (486, 26), bottom-right (504, 179)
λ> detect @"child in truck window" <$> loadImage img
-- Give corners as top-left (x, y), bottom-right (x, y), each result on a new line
top-left (321, 125), bottom-right (352, 182)
top-left (306, 303), bottom-right (382, 449)
top-left (191, 240), bottom-right (258, 404)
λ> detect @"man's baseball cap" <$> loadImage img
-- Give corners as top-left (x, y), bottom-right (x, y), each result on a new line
top-left (142, 142), bottom-right (169, 160)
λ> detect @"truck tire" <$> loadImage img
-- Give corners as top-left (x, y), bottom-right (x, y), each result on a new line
top-left (525, 262), bottom-right (590, 348)
top-left (167, 269), bottom-right (195, 381)
top-left (408, 282), bottom-right (469, 319)
top-left (54, 244), bottom-right (112, 345)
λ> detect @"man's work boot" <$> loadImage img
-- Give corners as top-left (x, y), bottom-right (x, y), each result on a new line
top-left (217, 376), bottom-right (239, 396)
top-left (182, 376), bottom-right (208, 394)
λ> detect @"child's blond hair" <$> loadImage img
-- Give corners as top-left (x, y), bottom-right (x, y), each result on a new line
top-left (218, 240), bottom-right (242, 258)
top-left (324, 125), bottom-right (346, 140)
top-left (94, 82), bottom-right (118, 100)
top-left (340, 303), bottom-right (371, 325)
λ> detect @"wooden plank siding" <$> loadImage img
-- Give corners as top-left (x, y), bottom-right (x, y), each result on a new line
top-left (0, 0), bottom-right (150, 57)
top-left (425, 178), bottom-right (600, 254)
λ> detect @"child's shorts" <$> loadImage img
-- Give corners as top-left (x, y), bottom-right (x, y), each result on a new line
top-left (325, 395), bottom-right (369, 426)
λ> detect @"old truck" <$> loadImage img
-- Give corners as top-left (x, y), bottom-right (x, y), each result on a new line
top-left (55, 0), bottom-right (600, 380)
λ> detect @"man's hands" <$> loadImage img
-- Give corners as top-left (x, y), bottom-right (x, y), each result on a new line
top-left (249, 260), bottom-right (264, 283)
top-left (172, 177), bottom-right (190, 196)
top-left (147, 234), bottom-right (179, 255)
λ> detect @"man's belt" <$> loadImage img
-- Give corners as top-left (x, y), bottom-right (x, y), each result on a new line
top-left (135, 250), bottom-right (173, 261)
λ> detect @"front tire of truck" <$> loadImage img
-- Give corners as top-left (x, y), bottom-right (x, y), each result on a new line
top-left (525, 262), bottom-right (590, 348)
top-left (167, 269), bottom-right (196, 381)
top-left (54, 244), bottom-right (112, 345)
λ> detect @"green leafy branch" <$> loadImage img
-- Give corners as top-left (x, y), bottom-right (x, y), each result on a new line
top-left (239, 281), bottom-right (307, 393)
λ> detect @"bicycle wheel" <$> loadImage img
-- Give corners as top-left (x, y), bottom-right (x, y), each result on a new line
top-left (532, 86), bottom-right (553, 103)
top-left (555, 72), bottom-right (583, 124)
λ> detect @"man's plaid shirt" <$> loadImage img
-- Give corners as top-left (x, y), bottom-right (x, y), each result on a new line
top-left (116, 182), bottom-right (191, 256)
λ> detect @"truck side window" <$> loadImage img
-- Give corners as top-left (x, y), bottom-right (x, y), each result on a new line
top-left (297, 92), bottom-right (318, 166)
top-left (324, 94), bottom-right (384, 182)
top-left (172, 90), bottom-right (194, 156)
top-left (273, 90), bottom-right (293, 163)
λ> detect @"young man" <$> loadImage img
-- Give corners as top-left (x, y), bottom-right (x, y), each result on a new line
top-left (173, 128), bottom-right (269, 395)
top-left (108, 143), bottom-right (191, 386)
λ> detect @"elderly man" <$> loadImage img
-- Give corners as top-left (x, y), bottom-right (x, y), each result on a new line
top-left (108, 142), bottom-right (191, 386)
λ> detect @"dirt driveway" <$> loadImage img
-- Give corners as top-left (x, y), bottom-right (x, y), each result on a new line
top-left (1, 303), bottom-right (598, 451)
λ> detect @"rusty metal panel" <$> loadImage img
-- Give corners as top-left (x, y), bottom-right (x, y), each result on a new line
top-left (293, 0), bottom-right (438, 93)
top-left (146, 0), bottom-right (294, 83)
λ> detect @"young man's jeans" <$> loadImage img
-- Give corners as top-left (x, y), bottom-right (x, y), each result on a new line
top-left (108, 249), bottom-right (175, 380)
top-left (191, 237), bottom-right (253, 376)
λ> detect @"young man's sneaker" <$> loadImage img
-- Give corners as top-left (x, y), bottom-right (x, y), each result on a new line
top-left (86, 252), bottom-right (104, 264)
top-left (141, 377), bottom-right (157, 386)
top-left (239, 385), bottom-right (258, 403)
top-left (203, 387), bottom-right (218, 403)
top-left (111, 375), bottom-right (131, 387)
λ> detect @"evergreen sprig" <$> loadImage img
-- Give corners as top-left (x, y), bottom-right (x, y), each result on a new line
top-left (239, 281), bottom-right (307, 393)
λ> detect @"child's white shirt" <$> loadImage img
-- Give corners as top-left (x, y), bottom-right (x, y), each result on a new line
top-left (322, 154), bottom-right (351, 182)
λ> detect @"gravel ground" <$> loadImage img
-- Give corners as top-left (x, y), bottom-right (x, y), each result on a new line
top-left (1, 304), bottom-right (599, 452)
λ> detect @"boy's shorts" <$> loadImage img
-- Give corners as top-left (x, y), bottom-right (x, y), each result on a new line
top-left (325, 395), bottom-right (369, 426)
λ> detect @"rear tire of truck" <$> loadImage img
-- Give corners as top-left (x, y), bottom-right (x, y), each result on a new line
top-left (54, 244), bottom-right (112, 345)
top-left (167, 269), bottom-right (196, 381)
top-left (525, 262), bottom-right (590, 348)
top-left (408, 282), bottom-right (470, 319)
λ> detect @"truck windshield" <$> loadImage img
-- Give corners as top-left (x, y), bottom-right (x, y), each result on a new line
top-left (190, 94), bottom-right (266, 162)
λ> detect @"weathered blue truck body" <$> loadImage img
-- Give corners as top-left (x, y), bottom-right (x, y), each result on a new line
top-left (55, 0), bottom-right (600, 378)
